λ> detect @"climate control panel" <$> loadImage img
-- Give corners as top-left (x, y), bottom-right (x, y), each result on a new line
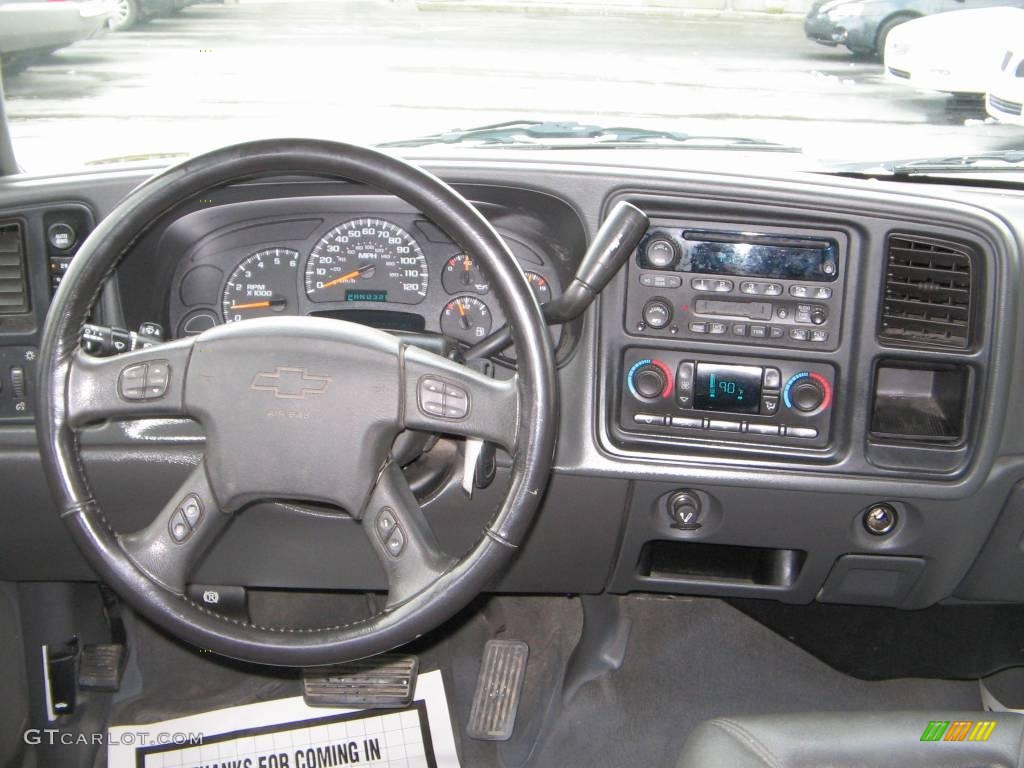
top-left (620, 348), bottom-right (835, 448)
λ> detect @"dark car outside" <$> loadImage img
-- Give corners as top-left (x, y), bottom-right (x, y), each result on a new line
top-left (805, 0), bottom-right (1024, 56)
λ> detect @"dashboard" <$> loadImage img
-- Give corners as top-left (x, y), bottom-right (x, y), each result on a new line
top-left (1, 153), bottom-right (1024, 615)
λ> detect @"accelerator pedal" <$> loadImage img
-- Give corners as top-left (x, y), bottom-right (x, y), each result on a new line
top-left (467, 639), bottom-right (529, 741)
top-left (302, 654), bottom-right (418, 709)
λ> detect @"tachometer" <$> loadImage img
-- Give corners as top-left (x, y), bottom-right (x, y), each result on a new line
top-left (222, 247), bottom-right (299, 324)
top-left (304, 218), bottom-right (428, 304)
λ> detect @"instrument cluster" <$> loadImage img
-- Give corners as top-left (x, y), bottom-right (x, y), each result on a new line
top-left (168, 212), bottom-right (558, 350)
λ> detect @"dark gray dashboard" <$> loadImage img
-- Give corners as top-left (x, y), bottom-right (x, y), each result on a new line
top-left (2, 154), bottom-right (1024, 613)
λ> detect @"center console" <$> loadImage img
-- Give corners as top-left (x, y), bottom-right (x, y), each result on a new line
top-left (610, 216), bottom-right (847, 454)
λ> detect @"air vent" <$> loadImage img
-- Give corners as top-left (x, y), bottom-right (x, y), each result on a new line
top-left (880, 234), bottom-right (973, 349)
top-left (0, 222), bottom-right (29, 315)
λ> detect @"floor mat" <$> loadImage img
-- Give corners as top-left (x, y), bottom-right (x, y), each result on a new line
top-left (526, 595), bottom-right (983, 768)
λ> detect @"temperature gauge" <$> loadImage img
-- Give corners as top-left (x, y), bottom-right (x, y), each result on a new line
top-left (441, 296), bottom-right (492, 344)
top-left (442, 253), bottom-right (489, 294)
top-left (524, 271), bottom-right (552, 305)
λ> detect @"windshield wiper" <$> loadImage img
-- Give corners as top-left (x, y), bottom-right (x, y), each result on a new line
top-left (378, 120), bottom-right (798, 152)
top-left (832, 150), bottom-right (1024, 177)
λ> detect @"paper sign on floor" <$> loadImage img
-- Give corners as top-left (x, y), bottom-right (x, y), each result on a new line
top-left (107, 669), bottom-right (460, 768)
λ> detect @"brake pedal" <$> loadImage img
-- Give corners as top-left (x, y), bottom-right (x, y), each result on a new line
top-left (467, 639), bottom-right (529, 741)
top-left (302, 654), bottom-right (418, 709)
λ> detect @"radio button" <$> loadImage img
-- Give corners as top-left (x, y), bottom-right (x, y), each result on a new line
top-left (769, 326), bottom-right (785, 339)
top-left (784, 426), bottom-right (819, 439)
top-left (761, 394), bottom-right (780, 415)
top-left (814, 286), bottom-right (833, 299)
top-left (764, 283), bottom-right (783, 297)
top-left (691, 278), bottom-right (711, 291)
top-left (671, 416), bottom-right (704, 429)
top-left (643, 299), bottom-right (673, 329)
top-left (746, 423), bottom-right (780, 436)
top-left (640, 273), bottom-right (682, 289)
top-left (732, 323), bottom-right (747, 336)
top-left (708, 322), bottom-right (727, 335)
top-left (763, 368), bottom-right (782, 390)
top-left (634, 413), bottom-right (666, 426)
top-left (790, 328), bottom-right (810, 341)
top-left (749, 325), bottom-right (767, 338)
top-left (789, 285), bottom-right (809, 298)
top-left (712, 279), bottom-right (734, 293)
top-left (775, 306), bottom-right (790, 320)
top-left (708, 419), bottom-right (741, 432)
top-left (811, 330), bottom-right (829, 343)
top-left (688, 321), bottom-right (708, 334)
top-left (739, 281), bottom-right (761, 295)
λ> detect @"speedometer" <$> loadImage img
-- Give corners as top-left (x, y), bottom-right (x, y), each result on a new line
top-left (304, 218), bottom-right (428, 305)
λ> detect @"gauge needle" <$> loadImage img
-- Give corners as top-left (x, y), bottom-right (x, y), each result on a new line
top-left (457, 300), bottom-right (470, 330)
top-left (321, 263), bottom-right (375, 289)
top-left (230, 298), bottom-right (286, 310)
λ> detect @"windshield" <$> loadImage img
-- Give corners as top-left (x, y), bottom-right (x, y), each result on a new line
top-left (1, 0), bottom-right (1022, 171)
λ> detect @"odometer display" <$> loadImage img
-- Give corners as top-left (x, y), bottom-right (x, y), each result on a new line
top-left (305, 218), bottom-right (428, 305)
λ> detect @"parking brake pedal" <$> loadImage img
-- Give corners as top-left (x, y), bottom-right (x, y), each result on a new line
top-left (467, 639), bottom-right (529, 741)
top-left (302, 655), bottom-right (418, 709)
top-left (78, 644), bottom-right (126, 691)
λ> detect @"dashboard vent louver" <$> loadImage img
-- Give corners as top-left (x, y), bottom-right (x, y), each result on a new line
top-left (880, 234), bottom-right (973, 349)
top-left (0, 222), bottom-right (29, 315)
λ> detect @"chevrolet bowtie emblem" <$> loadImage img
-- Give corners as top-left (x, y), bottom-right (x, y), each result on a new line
top-left (250, 367), bottom-right (331, 399)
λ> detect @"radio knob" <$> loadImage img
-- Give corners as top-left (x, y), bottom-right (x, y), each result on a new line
top-left (633, 365), bottom-right (667, 399)
top-left (642, 298), bottom-right (673, 329)
top-left (810, 306), bottom-right (828, 325)
top-left (790, 379), bottom-right (826, 412)
top-left (643, 237), bottom-right (679, 269)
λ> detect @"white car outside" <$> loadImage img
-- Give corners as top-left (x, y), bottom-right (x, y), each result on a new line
top-left (884, 7), bottom-right (1024, 95)
top-left (987, 50), bottom-right (1024, 124)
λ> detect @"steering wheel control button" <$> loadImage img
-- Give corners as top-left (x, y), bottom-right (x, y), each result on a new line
top-left (385, 526), bottom-right (406, 557)
top-left (418, 377), bottom-right (469, 420)
top-left (180, 495), bottom-right (203, 529)
top-left (118, 364), bottom-right (147, 400)
top-left (864, 504), bottom-right (898, 536)
top-left (169, 511), bottom-right (190, 543)
top-left (376, 507), bottom-right (397, 541)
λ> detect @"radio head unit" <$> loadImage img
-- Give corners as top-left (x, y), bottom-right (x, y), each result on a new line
top-left (625, 222), bottom-right (845, 351)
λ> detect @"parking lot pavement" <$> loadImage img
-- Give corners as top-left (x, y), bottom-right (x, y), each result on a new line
top-left (3, 0), bottom-right (1022, 172)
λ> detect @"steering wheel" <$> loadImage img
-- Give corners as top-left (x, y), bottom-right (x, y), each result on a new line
top-left (35, 139), bottom-right (558, 666)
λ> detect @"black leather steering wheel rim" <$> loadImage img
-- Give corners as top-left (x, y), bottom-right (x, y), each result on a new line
top-left (36, 139), bottom-right (558, 666)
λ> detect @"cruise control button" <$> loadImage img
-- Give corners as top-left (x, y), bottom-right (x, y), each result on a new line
top-left (422, 378), bottom-right (444, 394)
top-left (118, 363), bottom-right (148, 400)
top-left (422, 401), bottom-right (445, 416)
top-left (386, 526), bottom-right (406, 557)
top-left (147, 361), bottom-right (169, 388)
top-left (445, 404), bottom-right (468, 419)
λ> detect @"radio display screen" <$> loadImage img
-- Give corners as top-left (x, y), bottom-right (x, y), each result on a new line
top-left (693, 363), bottom-right (762, 413)
top-left (682, 231), bottom-right (838, 282)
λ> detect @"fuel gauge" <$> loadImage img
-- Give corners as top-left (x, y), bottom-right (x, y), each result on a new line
top-left (524, 271), bottom-right (552, 305)
top-left (441, 296), bottom-right (492, 344)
